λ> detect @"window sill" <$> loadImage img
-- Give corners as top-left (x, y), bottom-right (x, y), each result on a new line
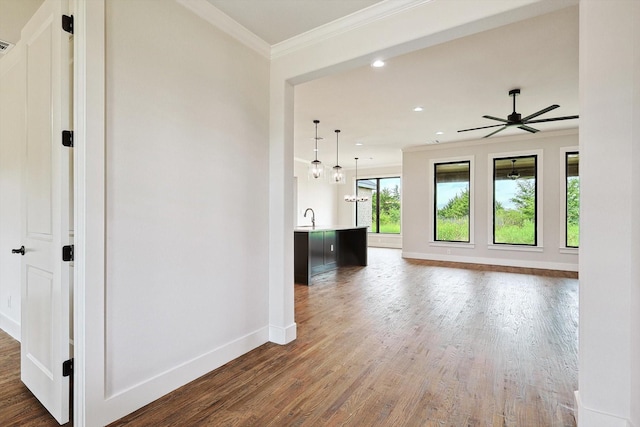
top-left (429, 241), bottom-right (475, 249)
top-left (559, 247), bottom-right (579, 255)
top-left (487, 244), bottom-right (543, 253)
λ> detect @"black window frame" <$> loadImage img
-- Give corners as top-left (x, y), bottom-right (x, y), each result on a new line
top-left (356, 176), bottom-right (401, 234)
top-left (492, 155), bottom-right (538, 246)
top-left (434, 160), bottom-right (471, 243)
top-left (565, 151), bottom-right (579, 248)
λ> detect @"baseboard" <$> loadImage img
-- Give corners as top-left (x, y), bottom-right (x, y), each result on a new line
top-left (575, 390), bottom-right (632, 427)
top-left (0, 312), bottom-right (20, 341)
top-left (101, 326), bottom-right (269, 426)
top-left (402, 251), bottom-right (578, 272)
top-left (269, 322), bottom-right (297, 344)
top-left (367, 235), bottom-right (402, 249)
top-left (368, 242), bottom-right (402, 249)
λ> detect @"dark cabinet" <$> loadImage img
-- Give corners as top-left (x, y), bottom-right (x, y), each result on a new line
top-left (323, 231), bottom-right (336, 265)
top-left (294, 227), bottom-right (367, 285)
top-left (309, 232), bottom-right (325, 268)
top-left (308, 231), bottom-right (337, 275)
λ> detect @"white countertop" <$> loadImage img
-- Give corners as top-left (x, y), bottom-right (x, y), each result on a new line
top-left (294, 225), bottom-right (368, 232)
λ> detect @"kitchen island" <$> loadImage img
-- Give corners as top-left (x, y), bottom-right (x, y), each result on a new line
top-left (294, 226), bottom-right (367, 285)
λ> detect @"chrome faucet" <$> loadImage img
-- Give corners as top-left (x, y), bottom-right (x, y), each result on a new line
top-left (304, 208), bottom-right (315, 228)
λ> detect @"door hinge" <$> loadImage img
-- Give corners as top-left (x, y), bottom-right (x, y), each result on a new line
top-left (62, 245), bottom-right (74, 262)
top-left (62, 130), bottom-right (73, 147)
top-left (62, 359), bottom-right (73, 377)
top-left (62, 15), bottom-right (73, 34)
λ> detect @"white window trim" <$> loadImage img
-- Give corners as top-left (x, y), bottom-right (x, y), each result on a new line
top-left (488, 149), bottom-right (543, 249)
top-left (560, 146), bottom-right (579, 251)
top-left (429, 155), bottom-right (475, 246)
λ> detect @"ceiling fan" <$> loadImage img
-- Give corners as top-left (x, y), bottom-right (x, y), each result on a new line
top-left (458, 88), bottom-right (578, 138)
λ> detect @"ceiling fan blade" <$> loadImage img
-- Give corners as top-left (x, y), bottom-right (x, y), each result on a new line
top-left (458, 123), bottom-right (505, 133)
top-left (518, 125), bottom-right (539, 133)
top-left (483, 126), bottom-right (507, 138)
top-left (482, 115), bottom-right (508, 123)
top-left (521, 104), bottom-right (559, 121)
top-left (526, 115), bottom-right (579, 124)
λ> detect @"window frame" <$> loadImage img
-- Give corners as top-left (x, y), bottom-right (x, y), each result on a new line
top-left (355, 175), bottom-right (401, 234)
top-left (561, 147), bottom-right (579, 251)
top-left (429, 155), bottom-right (475, 247)
top-left (488, 150), bottom-right (543, 250)
top-left (433, 160), bottom-right (471, 243)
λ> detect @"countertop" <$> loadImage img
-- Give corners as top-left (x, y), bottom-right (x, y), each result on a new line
top-left (294, 225), bottom-right (368, 233)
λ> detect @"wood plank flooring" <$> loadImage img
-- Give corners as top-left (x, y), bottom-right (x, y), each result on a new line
top-left (1, 248), bottom-right (578, 426)
top-left (0, 330), bottom-right (68, 426)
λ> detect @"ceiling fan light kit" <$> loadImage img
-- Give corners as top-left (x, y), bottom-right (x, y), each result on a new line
top-left (507, 159), bottom-right (520, 180)
top-left (458, 88), bottom-right (579, 138)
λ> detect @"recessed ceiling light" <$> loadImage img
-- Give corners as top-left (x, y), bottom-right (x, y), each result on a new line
top-left (371, 59), bottom-right (385, 68)
top-left (436, 131), bottom-right (444, 135)
top-left (355, 142), bottom-right (363, 146)
top-left (413, 106), bottom-right (424, 112)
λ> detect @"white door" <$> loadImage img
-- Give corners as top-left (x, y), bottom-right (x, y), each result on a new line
top-left (20, 0), bottom-right (72, 424)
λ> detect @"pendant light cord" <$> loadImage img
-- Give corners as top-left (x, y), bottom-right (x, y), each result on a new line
top-left (355, 157), bottom-right (359, 198)
top-left (314, 120), bottom-right (320, 162)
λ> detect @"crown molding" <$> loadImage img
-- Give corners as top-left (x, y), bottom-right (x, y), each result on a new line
top-left (271, 0), bottom-right (433, 59)
top-left (176, 0), bottom-right (270, 59)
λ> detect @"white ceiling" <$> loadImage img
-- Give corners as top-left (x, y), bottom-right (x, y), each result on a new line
top-left (206, 0), bottom-right (384, 45)
top-left (0, 0), bottom-right (44, 44)
top-left (208, 0), bottom-right (579, 169)
top-left (292, 5), bottom-right (579, 168)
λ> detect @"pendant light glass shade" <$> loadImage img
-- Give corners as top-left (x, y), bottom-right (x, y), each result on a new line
top-left (308, 120), bottom-right (324, 179)
top-left (331, 129), bottom-right (345, 184)
top-left (344, 158), bottom-right (369, 202)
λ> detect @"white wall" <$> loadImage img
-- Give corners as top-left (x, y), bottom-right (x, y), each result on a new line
top-left (402, 130), bottom-right (578, 271)
top-left (577, 1), bottom-right (640, 426)
top-left (88, 0), bottom-right (271, 423)
top-left (294, 158), bottom-right (338, 227)
top-left (0, 44), bottom-right (26, 340)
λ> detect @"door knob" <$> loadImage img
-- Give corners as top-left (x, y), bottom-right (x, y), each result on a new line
top-left (12, 246), bottom-right (25, 256)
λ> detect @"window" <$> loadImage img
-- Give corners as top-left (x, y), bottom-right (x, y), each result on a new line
top-left (434, 161), bottom-right (470, 242)
top-left (356, 177), bottom-right (401, 234)
top-left (493, 155), bottom-right (537, 245)
top-left (566, 152), bottom-right (579, 248)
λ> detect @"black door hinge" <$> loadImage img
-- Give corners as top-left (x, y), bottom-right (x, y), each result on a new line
top-left (62, 245), bottom-right (74, 262)
top-left (62, 15), bottom-right (73, 34)
top-left (62, 130), bottom-right (73, 147)
top-left (62, 359), bottom-right (74, 377)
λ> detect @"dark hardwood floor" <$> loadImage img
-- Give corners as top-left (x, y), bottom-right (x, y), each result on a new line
top-left (1, 248), bottom-right (578, 426)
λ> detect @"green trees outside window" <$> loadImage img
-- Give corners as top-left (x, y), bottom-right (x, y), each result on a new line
top-left (356, 177), bottom-right (401, 234)
top-left (435, 161), bottom-right (470, 242)
top-left (493, 156), bottom-right (537, 245)
top-left (566, 152), bottom-right (579, 247)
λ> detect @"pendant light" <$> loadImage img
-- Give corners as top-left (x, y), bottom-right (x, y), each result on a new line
top-left (331, 129), bottom-right (345, 184)
top-left (507, 159), bottom-right (520, 180)
top-left (309, 119), bottom-right (324, 179)
top-left (344, 158), bottom-right (369, 202)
